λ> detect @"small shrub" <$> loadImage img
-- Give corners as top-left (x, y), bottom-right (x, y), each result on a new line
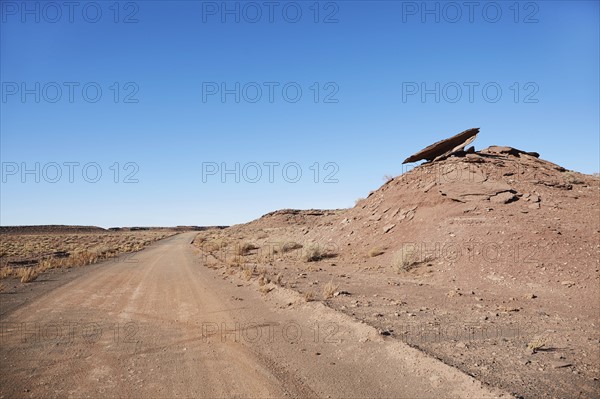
top-left (72, 250), bottom-right (98, 266)
top-left (259, 285), bottom-right (273, 295)
top-left (563, 171), bottom-right (584, 185)
top-left (304, 291), bottom-right (315, 302)
top-left (527, 336), bottom-right (547, 353)
top-left (281, 242), bottom-right (303, 253)
top-left (243, 267), bottom-right (253, 280)
top-left (258, 275), bottom-right (270, 286)
top-left (237, 243), bottom-right (258, 256)
top-left (19, 267), bottom-right (39, 283)
top-left (393, 245), bottom-right (419, 272)
top-left (323, 280), bottom-right (338, 299)
top-left (227, 253), bottom-right (243, 267)
top-left (37, 259), bottom-right (54, 272)
top-left (303, 246), bottom-right (322, 262)
top-left (274, 273), bottom-right (283, 286)
top-left (303, 245), bottom-right (336, 262)
top-left (0, 267), bottom-right (14, 279)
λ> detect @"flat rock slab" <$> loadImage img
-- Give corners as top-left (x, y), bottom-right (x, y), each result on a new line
top-left (550, 361), bottom-right (572, 369)
top-left (480, 146), bottom-right (540, 158)
top-left (439, 181), bottom-right (513, 202)
top-left (490, 191), bottom-right (517, 204)
top-left (403, 128), bottom-right (480, 164)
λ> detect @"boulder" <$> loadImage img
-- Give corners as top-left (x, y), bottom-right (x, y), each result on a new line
top-left (403, 128), bottom-right (480, 164)
top-left (490, 191), bottom-right (517, 204)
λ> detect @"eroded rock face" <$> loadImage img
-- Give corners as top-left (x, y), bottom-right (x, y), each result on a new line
top-left (438, 181), bottom-right (514, 202)
top-left (402, 128), bottom-right (480, 164)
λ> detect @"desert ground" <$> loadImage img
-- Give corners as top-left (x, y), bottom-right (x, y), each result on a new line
top-left (1, 146), bottom-right (598, 398)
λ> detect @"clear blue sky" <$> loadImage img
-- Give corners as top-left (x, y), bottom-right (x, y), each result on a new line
top-left (1, 1), bottom-right (598, 227)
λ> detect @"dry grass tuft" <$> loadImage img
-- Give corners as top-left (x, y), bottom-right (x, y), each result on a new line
top-left (273, 241), bottom-right (303, 253)
top-left (393, 245), bottom-right (421, 272)
top-left (258, 275), bottom-right (271, 286)
top-left (243, 266), bottom-right (253, 280)
top-left (0, 267), bottom-right (14, 279)
top-left (237, 242), bottom-right (258, 256)
top-left (19, 267), bottom-right (39, 283)
top-left (304, 291), bottom-right (315, 302)
top-left (368, 247), bottom-right (385, 257)
top-left (563, 171), bottom-right (584, 185)
top-left (259, 285), bottom-right (273, 295)
top-left (227, 255), bottom-right (243, 268)
top-left (303, 245), bottom-right (335, 262)
top-left (274, 273), bottom-right (283, 286)
top-left (323, 280), bottom-right (338, 299)
top-left (527, 336), bottom-right (547, 353)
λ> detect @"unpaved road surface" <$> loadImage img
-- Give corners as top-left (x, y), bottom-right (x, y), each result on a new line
top-left (0, 233), bottom-right (509, 398)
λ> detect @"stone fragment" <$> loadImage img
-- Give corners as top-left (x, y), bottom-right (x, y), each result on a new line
top-left (490, 191), bottom-right (517, 204)
top-left (383, 224), bottom-right (396, 233)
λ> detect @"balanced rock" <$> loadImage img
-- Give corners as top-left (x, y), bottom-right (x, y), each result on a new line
top-left (403, 128), bottom-right (480, 164)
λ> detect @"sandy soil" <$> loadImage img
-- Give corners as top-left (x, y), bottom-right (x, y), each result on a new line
top-left (0, 232), bottom-right (508, 398)
top-left (192, 151), bottom-right (600, 398)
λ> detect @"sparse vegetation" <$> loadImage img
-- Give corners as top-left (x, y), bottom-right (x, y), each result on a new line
top-left (368, 247), bottom-right (385, 257)
top-left (227, 255), bottom-right (242, 267)
top-left (563, 171), bottom-right (584, 184)
top-left (281, 241), bottom-right (303, 253)
top-left (237, 242), bottom-right (258, 256)
top-left (323, 280), bottom-right (338, 299)
top-left (18, 267), bottom-right (39, 283)
top-left (0, 231), bottom-right (176, 281)
top-left (303, 245), bottom-right (336, 262)
top-left (258, 275), bottom-right (270, 286)
top-left (274, 273), bottom-right (283, 286)
top-left (243, 266), bottom-right (253, 280)
top-left (304, 291), bottom-right (315, 302)
top-left (259, 285), bottom-right (273, 294)
top-left (0, 267), bottom-right (13, 279)
top-left (393, 245), bottom-right (419, 272)
top-left (527, 336), bottom-right (547, 353)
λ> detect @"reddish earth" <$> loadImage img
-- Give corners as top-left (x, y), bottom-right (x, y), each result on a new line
top-left (194, 148), bottom-right (600, 398)
top-left (0, 234), bottom-right (507, 398)
top-left (1, 147), bottom-right (598, 398)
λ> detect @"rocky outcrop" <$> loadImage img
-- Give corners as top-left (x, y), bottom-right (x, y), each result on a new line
top-left (438, 181), bottom-right (515, 202)
top-left (402, 128), bottom-right (480, 164)
top-left (480, 146), bottom-right (540, 158)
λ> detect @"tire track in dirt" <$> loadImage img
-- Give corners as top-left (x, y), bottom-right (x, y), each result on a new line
top-left (1, 232), bottom-right (510, 398)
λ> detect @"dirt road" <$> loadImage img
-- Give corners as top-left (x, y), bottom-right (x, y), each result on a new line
top-left (0, 233), bottom-right (509, 398)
